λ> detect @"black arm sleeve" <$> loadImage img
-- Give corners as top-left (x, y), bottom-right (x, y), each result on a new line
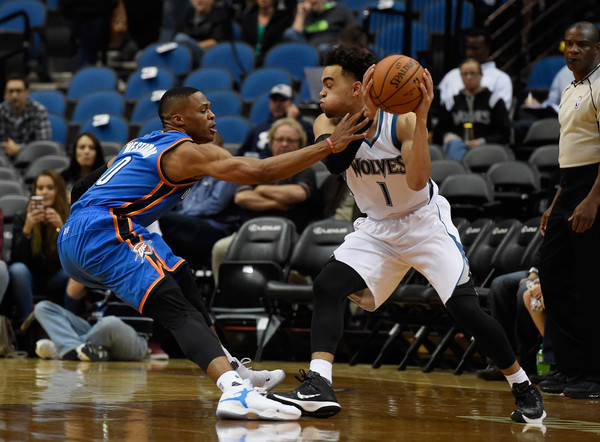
top-left (321, 117), bottom-right (374, 175)
top-left (70, 163), bottom-right (108, 205)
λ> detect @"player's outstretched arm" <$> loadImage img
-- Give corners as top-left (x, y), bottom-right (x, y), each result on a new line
top-left (167, 111), bottom-right (369, 184)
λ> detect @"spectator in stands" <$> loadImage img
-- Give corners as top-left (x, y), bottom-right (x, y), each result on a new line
top-left (477, 266), bottom-right (544, 380)
top-left (62, 133), bottom-right (106, 194)
top-left (238, 84), bottom-right (314, 159)
top-left (0, 74), bottom-right (51, 160)
top-left (33, 300), bottom-right (148, 362)
top-left (57, 0), bottom-right (114, 69)
top-left (159, 176), bottom-right (241, 268)
top-left (6, 170), bottom-right (70, 320)
top-left (433, 58), bottom-right (511, 160)
top-left (282, 0), bottom-right (357, 61)
top-left (0, 208), bottom-right (9, 310)
top-left (337, 25), bottom-right (369, 52)
top-left (173, 0), bottom-right (233, 68)
top-left (211, 118), bottom-right (316, 283)
top-left (514, 64), bottom-right (573, 145)
top-left (438, 28), bottom-right (513, 113)
top-left (239, 0), bottom-right (296, 65)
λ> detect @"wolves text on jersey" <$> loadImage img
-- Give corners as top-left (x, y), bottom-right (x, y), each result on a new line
top-left (349, 155), bottom-right (406, 178)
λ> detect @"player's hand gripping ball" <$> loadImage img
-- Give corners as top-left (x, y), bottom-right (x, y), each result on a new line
top-left (369, 55), bottom-right (424, 114)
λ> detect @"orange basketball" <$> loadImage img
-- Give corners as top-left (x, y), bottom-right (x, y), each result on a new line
top-left (369, 55), bottom-right (424, 114)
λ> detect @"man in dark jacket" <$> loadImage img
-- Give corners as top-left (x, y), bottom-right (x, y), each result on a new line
top-left (434, 58), bottom-right (512, 161)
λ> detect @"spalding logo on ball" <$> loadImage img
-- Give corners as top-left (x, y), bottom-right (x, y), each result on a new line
top-left (369, 55), bottom-right (424, 115)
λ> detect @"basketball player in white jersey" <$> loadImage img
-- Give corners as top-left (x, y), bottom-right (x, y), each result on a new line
top-left (267, 45), bottom-right (546, 423)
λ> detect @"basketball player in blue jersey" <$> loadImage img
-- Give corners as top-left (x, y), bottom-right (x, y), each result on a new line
top-left (57, 86), bottom-right (369, 421)
top-left (267, 45), bottom-right (546, 423)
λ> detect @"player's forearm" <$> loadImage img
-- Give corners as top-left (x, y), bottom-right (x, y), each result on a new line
top-left (405, 118), bottom-right (431, 190)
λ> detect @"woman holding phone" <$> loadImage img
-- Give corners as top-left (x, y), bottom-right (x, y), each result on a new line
top-left (6, 170), bottom-right (70, 320)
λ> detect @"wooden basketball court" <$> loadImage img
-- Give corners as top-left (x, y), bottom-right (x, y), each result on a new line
top-left (0, 358), bottom-right (598, 440)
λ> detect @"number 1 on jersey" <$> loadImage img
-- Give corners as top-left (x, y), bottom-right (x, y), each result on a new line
top-left (377, 181), bottom-right (393, 207)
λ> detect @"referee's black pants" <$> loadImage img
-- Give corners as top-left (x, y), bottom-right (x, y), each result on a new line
top-left (539, 163), bottom-right (600, 376)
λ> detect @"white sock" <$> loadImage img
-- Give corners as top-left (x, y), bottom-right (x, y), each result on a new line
top-left (310, 359), bottom-right (333, 384)
top-left (216, 370), bottom-right (245, 392)
top-left (505, 368), bottom-right (530, 387)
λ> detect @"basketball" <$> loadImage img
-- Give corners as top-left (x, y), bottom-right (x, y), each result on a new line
top-left (369, 55), bottom-right (424, 114)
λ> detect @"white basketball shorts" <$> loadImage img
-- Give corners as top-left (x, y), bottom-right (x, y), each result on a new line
top-left (334, 195), bottom-right (469, 311)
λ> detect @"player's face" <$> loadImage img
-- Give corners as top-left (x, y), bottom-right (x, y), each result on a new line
top-left (75, 135), bottom-right (97, 168)
top-left (319, 65), bottom-right (359, 118)
top-left (34, 175), bottom-right (57, 207)
top-left (563, 26), bottom-right (600, 80)
top-left (180, 92), bottom-right (216, 144)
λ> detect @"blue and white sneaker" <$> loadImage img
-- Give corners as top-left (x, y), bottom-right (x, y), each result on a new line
top-left (216, 379), bottom-right (301, 421)
top-left (231, 357), bottom-right (286, 394)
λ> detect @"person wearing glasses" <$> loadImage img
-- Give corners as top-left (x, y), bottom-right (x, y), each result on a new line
top-left (0, 73), bottom-right (51, 159)
top-left (237, 84), bottom-right (314, 159)
top-left (211, 118), bottom-right (317, 284)
top-left (433, 58), bottom-right (512, 161)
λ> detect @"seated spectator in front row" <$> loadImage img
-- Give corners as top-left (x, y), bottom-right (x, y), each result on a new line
top-left (438, 27), bottom-right (513, 112)
top-left (211, 118), bottom-right (316, 284)
top-left (33, 300), bottom-right (148, 361)
top-left (172, 0), bottom-right (233, 68)
top-left (0, 73), bottom-right (51, 159)
top-left (62, 132), bottom-right (106, 195)
top-left (433, 58), bottom-right (511, 161)
top-left (282, 0), bottom-right (356, 62)
top-left (6, 170), bottom-right (70, 320)
top-left (238, 84), bottom-right (314, 159)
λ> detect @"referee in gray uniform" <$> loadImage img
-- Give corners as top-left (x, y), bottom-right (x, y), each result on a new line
top-left (538, 21), bottom-right (600, 399)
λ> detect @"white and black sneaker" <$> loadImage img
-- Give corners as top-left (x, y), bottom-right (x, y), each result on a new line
top-left (510, 381), bottom-right (547, 423)
top-left (230, 357), bottom-right (285, 394)
top-left (267, 370), bottom-right (341, 418)
top-left (76, 342), bottom-right (109, 362)
top-left (216, 379), bottom-right (301, 421)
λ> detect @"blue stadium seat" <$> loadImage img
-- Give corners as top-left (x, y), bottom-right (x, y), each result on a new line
top-left (184, 67), bottom-right (234, 92)
top-left (422, 0), bottom-right (473, 33)
top-left (71, 90), bottom-right (124, 124)
top-left (138, 42), bottom-right (192, 79)
top-left (201, 42), bottom-right (254, 88)
top-left (124, 66), bottom-right (175, 101)
top-left (248, 91), bottom-right (271, 127)
top-left (264, 43), bottom-right (318, 82)
top-left (130, 91), bottom-right (160, 124)
top-left (48, 113), bottom-right (67, 146)
top-left (240, 67), bottom-right (292, 102)
top-left (137, 116), bottom-right (163, 138)
top-left (375, 21), bottom-right (429, 58)
top-left (0, 0), bottom-right (46, 57)
top-left (216, 115), bottom-right (250, 145)
top-left (67, 66), bottom-right (118, 100)
top-left (29, 90), bottom-right (65, 115)
top-left (204, 89), bottom-right (242, 117)
top-left (80, 115), bottom-right (129, 144)
top-left (527, 56), bottom-right (566, 91)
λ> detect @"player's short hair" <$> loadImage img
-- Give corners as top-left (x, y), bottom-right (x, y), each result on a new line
top-left (323, 44), bottom-right (379, 83)
top-left (158, 86), bottom-right (199, 125)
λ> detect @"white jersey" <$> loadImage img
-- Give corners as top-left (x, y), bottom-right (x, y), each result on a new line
top-left (344, 110), bottom-right (437, 220)
top-left (333, 110), bottom-right (468, 311)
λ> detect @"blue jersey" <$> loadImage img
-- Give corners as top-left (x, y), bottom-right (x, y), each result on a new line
top-left (72, 130), bottom-right (196, 227)
top-left (59, 130), bottom-right (199, 311)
